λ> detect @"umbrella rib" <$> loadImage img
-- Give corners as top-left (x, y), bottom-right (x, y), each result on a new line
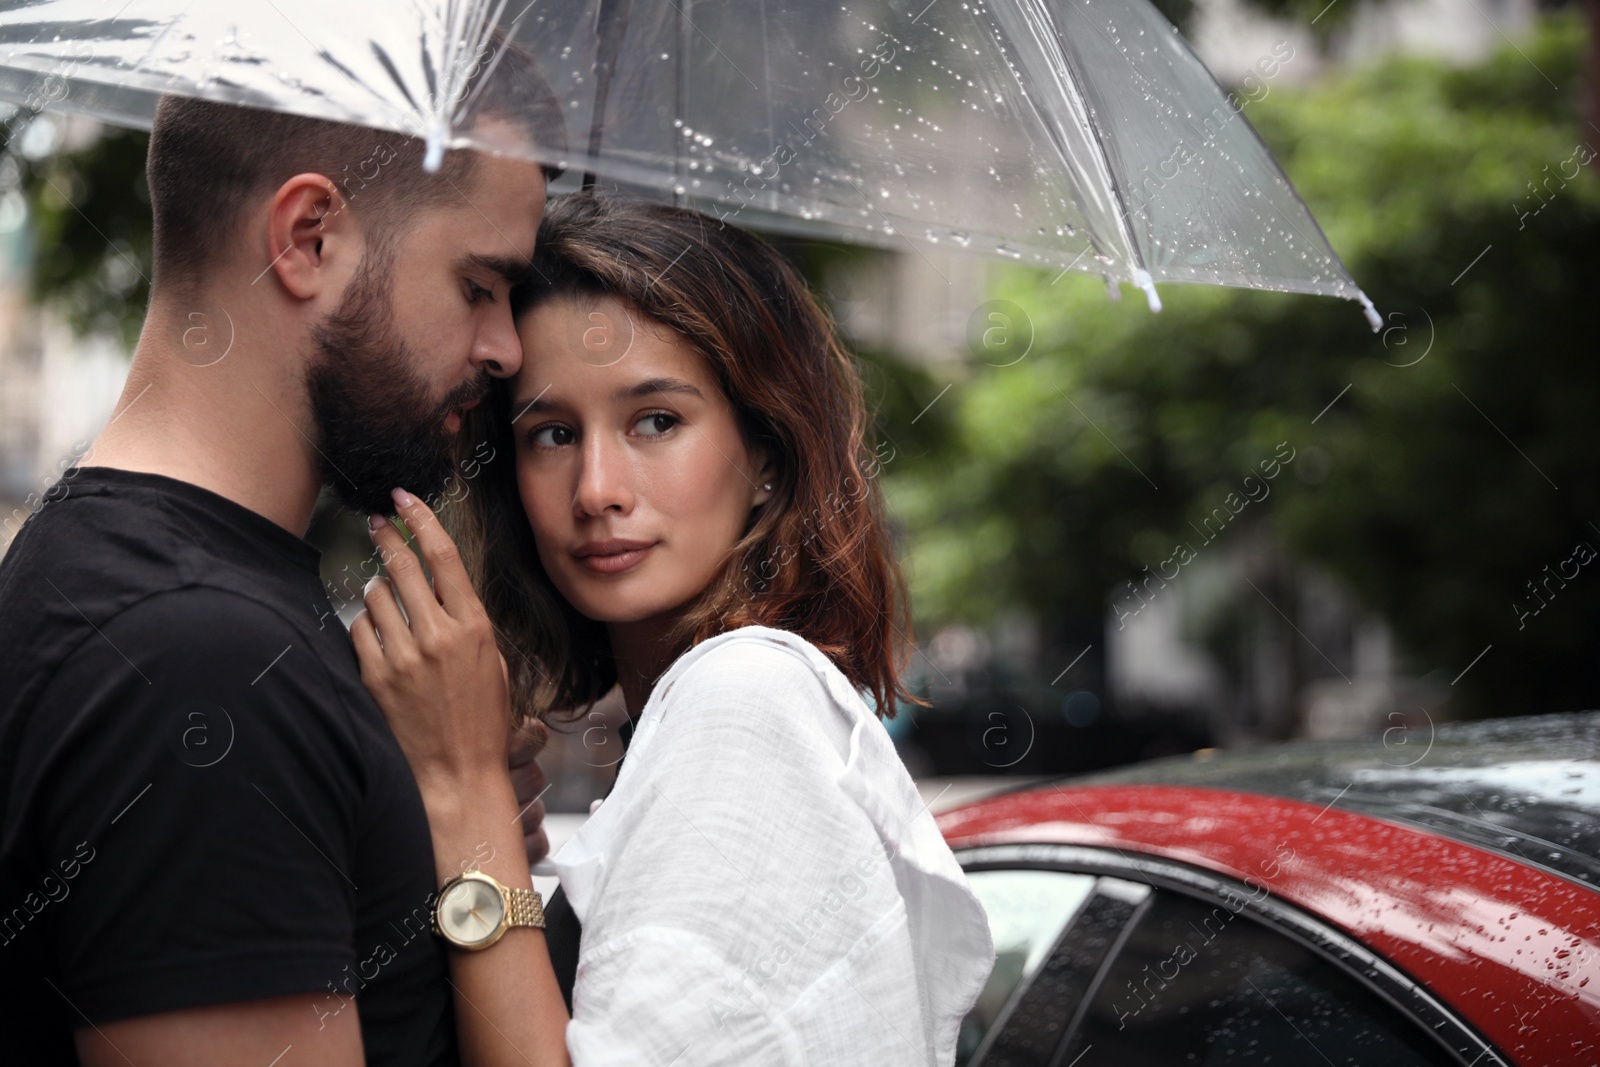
top-left (458, 0), bottom-right (535, 118)
top-left (126, 5), bottom-right (183, 79)
top-left (990, 0), bottom-right (1148, 294)
top-left (1060, 0), bottom-right (1359, 299)
top-left (419, 0), bottom-right (503, 163)
top-left (261, 0), bottom-right (392, 121)
top-left (759, 0), bottom-right (773, 175)
top-left (662, 0), bottom-right (760, 93)
top-left (370, 44), bottom-right (423, 115)
top-left (91, 0), bottom-right (140, 27)
top-left (445, 0), bottom-right (512, 117)
top-left (1041, 1), bottom-right (1152, 289)
top-left (584, 0), bottom-right (634, 191)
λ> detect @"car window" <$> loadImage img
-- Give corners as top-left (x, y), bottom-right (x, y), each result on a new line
top-left (973, 877), bottom-right (1150, 1067)
top-left (1058, 889), bottom-right (1461, 1065)
top-left (956, 870), bottom-right (1098, 1065)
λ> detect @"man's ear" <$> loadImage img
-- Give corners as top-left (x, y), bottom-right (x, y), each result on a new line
top-left (264, 173), bottom-right (351, 300)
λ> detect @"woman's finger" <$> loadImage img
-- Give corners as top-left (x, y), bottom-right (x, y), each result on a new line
top-left (510, 745), bottom-right (547, 800)
top-left (350, 607), bottom-right (382, 659)
top-left (389, 488), bottom-right (481, 622)
top-left (518, 793), bottom-right (547, 839)
top-left (360, 571), bottom-right (415, 660)
top-left (368, 511), bottom-right (441, 644)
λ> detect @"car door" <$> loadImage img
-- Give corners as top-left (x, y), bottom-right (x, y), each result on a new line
top-left (956, 845), bottom-right (1508, 1066)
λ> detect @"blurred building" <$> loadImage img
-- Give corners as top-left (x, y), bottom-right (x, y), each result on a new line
top-left (1192, 0), bottom-right (1540, 83)
top-left (0, 114), bottom-right (127, 559)
top-left (1104, 532), bottom-right (1449, 746)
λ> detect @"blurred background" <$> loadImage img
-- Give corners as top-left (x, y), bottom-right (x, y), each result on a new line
top-left (3, 0), bottom-right (1598, 816)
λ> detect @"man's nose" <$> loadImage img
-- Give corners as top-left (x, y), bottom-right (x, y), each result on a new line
top-left (472, 304), bottom-right (524, 378)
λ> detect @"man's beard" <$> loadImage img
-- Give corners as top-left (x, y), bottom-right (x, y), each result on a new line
top-left (305, 256), bottom-right (489, 516)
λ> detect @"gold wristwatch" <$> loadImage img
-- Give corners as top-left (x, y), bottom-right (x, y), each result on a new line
top-left (432, 870), bottom-right (545, 951)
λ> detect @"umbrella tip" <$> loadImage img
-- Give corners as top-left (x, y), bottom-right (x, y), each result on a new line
top-left (1134, 269), bottom-right (1162, 314)
top-left (1356, 291), bottom-right (1382, 333)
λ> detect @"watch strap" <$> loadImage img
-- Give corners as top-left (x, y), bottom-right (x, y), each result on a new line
top-left (506, 885), bottom-right (547, 930)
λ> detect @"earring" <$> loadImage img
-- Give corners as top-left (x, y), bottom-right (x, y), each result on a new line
top-left (763, 482), bottom-right (773, 492)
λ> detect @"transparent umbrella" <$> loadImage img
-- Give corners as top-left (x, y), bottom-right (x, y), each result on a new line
top-left (0, 0), bottom-right (1380, 326)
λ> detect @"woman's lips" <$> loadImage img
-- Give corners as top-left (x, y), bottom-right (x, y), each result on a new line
top-left (574, 540), bottom-right (655, 575)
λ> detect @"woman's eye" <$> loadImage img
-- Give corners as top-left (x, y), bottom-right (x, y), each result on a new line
top-left (527, 425), bottom-right (575, 448)
top-left (634, 413), bottom-right (679, 437)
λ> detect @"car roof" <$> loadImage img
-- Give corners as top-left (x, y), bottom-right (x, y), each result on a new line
top-left (1037, 710), bottom-right (1600, 891)
top-left (940, 781), bottom-right (1600, 1066)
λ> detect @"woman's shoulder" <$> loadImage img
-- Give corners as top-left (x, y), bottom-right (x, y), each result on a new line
top-left (658, 625), bottom-right (865, 713)
top-left (633, 626), bottom-right (872, 759)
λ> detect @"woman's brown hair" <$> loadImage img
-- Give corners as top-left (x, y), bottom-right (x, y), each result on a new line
top-left (449, 194), bottom-right (915, 723)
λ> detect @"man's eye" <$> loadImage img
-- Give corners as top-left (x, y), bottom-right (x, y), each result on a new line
top-left (634, 413), bottom-right (679, 437)
top-left (528, 425), bottom-right (575, 447)
top-left (467, 280), bottom-right (495, 303)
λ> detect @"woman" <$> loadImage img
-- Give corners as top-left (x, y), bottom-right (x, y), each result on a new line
top-left (354, 195), bottom-right (994, 1065)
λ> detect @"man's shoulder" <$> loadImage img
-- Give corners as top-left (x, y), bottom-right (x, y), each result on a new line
top-left (0, 580), bottom-right (367, 798)
top-left (103, 582), bottom-right (315, 644)
top-left (5, 582), bottom-right (380, 863)
top-left (28, 583), bottom-right (325, 692)
top-left (23, 585), bottom-right (360, 762)
top-left (1, 466), bottom-right (319, 600)
top-left (1, 478), bottom-right (313, 651)
top-left (1, 527), bottom-right (323, 752)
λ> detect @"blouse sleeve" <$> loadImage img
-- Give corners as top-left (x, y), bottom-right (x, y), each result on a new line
top-left (564, 637), bottom-right (934, 1066)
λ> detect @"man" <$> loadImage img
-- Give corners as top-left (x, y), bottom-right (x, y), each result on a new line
top-left (0, 44), bottom-right (562, 1066)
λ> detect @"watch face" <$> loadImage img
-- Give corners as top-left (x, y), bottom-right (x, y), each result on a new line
top-left (439, 877), bottom-right (506, 947)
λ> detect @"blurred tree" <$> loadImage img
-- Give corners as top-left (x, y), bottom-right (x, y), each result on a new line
top-left (4, 122), bottom-right (150, 348)
top-left (884, 14), bottom-right (1600, 721)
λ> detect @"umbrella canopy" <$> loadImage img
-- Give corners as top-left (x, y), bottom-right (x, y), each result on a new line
top-left (0, 0), bottom-right (1379, 326)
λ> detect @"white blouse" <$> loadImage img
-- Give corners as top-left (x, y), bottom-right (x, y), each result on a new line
top-left (551, 625), bottom-right (995, 1065)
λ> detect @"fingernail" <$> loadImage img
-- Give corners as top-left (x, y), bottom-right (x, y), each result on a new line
top-left (368, 513), bottom-right (388, 535)
top-left (391, 487), bottom-right (415, 509)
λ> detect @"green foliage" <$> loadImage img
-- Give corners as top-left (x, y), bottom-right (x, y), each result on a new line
top-left (14, 125), bottom-right (152, 348)
top-left (885, 13), bottom-right (1600, 717)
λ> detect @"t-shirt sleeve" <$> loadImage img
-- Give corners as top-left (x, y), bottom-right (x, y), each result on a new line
top-left (19, 586), bottom-right (366, 1024)
top-left (565, 639), bottom-right (927, 1066)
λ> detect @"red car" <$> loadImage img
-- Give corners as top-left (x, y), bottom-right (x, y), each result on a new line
top-left (937, 712), bottom-right (1600, 1066)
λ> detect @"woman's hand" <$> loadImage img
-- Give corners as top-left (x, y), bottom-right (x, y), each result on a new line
top-left (353, 490), bottom-right (572, 1067)
top-left (352, 487), bottom-right (513, 800)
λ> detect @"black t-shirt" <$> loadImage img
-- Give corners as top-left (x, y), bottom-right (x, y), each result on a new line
top-left (0, 467), bottom-right (457, 1065)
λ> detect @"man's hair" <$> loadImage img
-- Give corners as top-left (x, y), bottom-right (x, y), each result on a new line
top-left (145, 39), bottom-right (565, 288)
